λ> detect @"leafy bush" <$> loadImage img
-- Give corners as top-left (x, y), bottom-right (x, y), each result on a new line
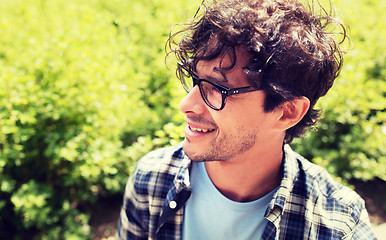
top-left (292, 0), bottom-right (386, 182)
top-left (0, 0), bottom-right (193, 238)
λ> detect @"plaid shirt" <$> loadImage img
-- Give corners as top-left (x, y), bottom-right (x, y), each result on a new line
top-left (117, 143), bottom-right (376, 240)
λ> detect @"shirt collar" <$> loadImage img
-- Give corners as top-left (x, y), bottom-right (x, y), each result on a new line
top-left (175, 152), bottom-right (192, 191)
top-left (266, 144), bottom-right (299, 216)
top-left (174, 143), bottom-right (300, 216)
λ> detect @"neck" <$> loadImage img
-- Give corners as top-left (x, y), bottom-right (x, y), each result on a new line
top-left (204, 144), bottom-right (283, 202)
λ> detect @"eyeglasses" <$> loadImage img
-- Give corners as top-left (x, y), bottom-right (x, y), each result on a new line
top-left (181, 73), bottom-right (262, 110)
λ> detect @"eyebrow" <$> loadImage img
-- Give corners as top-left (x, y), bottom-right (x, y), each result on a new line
top-left (203, 74), bottom-right (233, 88)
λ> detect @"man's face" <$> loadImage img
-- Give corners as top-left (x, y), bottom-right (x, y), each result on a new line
top-left (180, 46), bottom-right (283, 162)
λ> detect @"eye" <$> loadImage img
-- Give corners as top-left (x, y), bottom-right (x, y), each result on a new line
top-left (210, 85), bottom-right (221, 94)
top-left (201, 82), bottom-right (219, 94)
top-left (205, 85), bottom-right (223, 103)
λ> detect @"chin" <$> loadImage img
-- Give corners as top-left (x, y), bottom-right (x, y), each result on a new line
top-left (182, 143), bottom-right (203, 161)
top-left (182, 142), bottom-right (195, 158)
top-left (182, 144), bottom-right (227, 162)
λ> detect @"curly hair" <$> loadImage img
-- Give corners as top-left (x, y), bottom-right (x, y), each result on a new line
top-left (167, 0), bottom-right (347, 143)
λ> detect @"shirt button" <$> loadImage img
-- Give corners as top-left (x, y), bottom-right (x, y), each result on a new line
top-left (169, 201), bottom-right (177, 209)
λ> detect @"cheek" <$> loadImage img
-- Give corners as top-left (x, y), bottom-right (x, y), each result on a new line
top-left (213, 95), bottom-right (268, 132)
top-left (216, 108), bottom-right (261, 132)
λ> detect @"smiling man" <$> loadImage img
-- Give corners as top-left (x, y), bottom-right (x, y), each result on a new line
top-left (117, 0), bottom-right (376, 239)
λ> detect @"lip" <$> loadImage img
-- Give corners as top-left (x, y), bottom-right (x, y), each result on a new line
top-left (184, 125), bottom-right (215, 140)
top-left (185, 115), bottom-right (216, 130)
top-left (184, 116), bottom-right (216, 140)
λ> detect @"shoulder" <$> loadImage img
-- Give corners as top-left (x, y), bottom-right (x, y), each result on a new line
top-left (283, 145), bottom-right (361, 204)
top-left (136, 144), bottom-right (185, 173)
top-left (119, 145), bottom-right (187, 238)
top-left (129, 144), bottom-right (188, 195)
top-left (285, 147), bottom-right (373, 238)
top-left (295, 151), bottom-right (362, 206)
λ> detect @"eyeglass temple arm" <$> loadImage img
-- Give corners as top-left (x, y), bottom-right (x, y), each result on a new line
top-left (227, 86), bottom-right (260, 96)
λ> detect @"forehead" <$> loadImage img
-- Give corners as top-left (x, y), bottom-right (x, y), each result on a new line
top-left (196, 46), bottom-right (253, 85)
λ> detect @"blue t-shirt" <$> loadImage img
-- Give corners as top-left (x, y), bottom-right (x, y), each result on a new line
top-left (182, 161), bottom-right (278, 240)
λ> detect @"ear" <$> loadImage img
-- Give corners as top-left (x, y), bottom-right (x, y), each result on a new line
top-left (274, 97), bottom-right (310, 131)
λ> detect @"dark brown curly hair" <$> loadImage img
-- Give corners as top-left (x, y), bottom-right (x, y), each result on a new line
top-left (167, 0), bottom-right (347, 143)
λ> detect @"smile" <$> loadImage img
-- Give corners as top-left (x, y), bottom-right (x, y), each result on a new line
top-left (189, 126), bottom-right (215, 133)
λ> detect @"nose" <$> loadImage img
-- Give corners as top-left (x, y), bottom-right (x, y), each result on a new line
top-left (179, 85), bottom-right (206, 115)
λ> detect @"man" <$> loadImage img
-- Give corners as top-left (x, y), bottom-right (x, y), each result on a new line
top-left (117, 0), bottom-right (376, 239)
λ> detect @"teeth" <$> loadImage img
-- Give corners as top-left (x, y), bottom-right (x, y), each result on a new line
top-left (190, 127), bottom-right (213, 133)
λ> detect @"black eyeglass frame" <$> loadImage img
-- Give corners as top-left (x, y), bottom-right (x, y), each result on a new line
top-left (183, 73), bottom-right (262, 110)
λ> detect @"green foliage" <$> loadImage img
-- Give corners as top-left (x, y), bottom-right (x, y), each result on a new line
top-left (0, 0), bottom-right (194, 238)
top-left (292, 0), bottom-right (386, 182)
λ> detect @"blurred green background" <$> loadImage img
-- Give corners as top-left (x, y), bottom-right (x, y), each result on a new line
top-left (0, 0), bottom-right (384, 239)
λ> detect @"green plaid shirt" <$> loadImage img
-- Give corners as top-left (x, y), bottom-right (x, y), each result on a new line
top-left (117, 144), bottom-right (376, 240)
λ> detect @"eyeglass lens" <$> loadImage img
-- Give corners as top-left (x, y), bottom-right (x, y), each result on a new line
top-left (200, 81), bottom-right (223, 109)
top-left (182, 75), bottom-right (223, 109)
